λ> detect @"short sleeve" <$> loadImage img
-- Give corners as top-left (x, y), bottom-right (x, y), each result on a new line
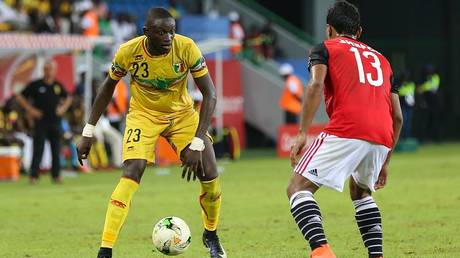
top-left (186, 40), bottom-right (208, 78)
top-left (308, 43), bottom-right (329, 72)
top-left (108, 47), bottom-right (129, 81)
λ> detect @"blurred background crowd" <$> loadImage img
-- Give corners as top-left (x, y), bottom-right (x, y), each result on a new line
top-left (0, 0), bottom-right (456, 180)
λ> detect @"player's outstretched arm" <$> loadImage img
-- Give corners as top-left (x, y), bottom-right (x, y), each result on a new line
top-left (375, 93), bottom-right (403, 189)
top-left (86, 76), bottom-right (119, 125)
top-left (290, 64), bottom-right (327, 168)
top-left (76, 76), bottom-right (119, 165)
top-left (180, 73), bottom-right (217, 181)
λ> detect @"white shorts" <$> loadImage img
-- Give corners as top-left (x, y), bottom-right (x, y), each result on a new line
top-left (294, 132), bottom-right (391, 192)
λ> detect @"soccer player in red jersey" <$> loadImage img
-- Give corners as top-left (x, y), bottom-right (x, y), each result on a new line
top-left (287, 1), bottom-right (403, 258)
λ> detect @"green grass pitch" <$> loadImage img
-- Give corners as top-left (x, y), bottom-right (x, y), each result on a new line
top-left (1, 144), bottom-right (460, 258)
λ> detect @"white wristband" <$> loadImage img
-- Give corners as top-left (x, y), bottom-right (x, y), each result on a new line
top-left (82, 124), bottom-right (95, 138)
top-left (189, 137), bottom-right (205, 151)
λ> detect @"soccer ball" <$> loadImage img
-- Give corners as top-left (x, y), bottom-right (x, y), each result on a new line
top-left (152, 216), bottom-right (192, 256)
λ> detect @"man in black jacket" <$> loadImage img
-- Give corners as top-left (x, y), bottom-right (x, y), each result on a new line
top-left (16, 60), bottom-right (72, 183)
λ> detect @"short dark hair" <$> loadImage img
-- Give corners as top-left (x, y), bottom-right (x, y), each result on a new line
top-left (145, 7), bottom-right (173, 25)
top-left (326, 1), bottom-right (360, 35)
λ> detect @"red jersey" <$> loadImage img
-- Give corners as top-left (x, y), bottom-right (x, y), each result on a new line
top-left (308, 36), bottom-right (397, 148)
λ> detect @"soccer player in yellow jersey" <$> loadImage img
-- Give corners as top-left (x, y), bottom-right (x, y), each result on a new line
top-left (77, 8), bottom-right (226, 258)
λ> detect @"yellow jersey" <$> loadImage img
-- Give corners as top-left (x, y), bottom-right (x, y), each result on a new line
top-left (108, 34), bottom-right (208, 117)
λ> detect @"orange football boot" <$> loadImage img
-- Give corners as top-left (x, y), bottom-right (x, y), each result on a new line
top-left (310, 244), bottom-right (336, 258)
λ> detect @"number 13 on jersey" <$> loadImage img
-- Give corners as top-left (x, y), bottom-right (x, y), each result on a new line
top-left (350, 47), bottom-right (383, 87)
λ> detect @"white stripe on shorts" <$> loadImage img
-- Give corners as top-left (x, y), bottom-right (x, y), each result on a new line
top-left (294, 132), bottom-right (328, 174)
top-left (294, 133), bottom-right (324, 174)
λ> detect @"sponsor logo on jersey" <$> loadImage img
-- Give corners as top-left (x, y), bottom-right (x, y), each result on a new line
top-left (134, 54), bottom-right (144, 62)
top-left (307, 168), bottom-right (318, 176)
top-left (110, 199), bottom-right (127, 209)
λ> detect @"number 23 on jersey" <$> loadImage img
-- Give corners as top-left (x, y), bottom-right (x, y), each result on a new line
top-left (133, 62), bottom-right (149, 78)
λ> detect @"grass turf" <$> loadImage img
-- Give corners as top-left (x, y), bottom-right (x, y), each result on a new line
top-left (1, 143), bottom-right (460, 258)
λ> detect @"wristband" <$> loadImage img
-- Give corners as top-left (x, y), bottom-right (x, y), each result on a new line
top-left (82, 123), bottom-right (95, 137)
top-left (189, 137), bottom-right (205, 151)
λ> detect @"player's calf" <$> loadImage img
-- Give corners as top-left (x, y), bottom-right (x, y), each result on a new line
top-left (289, 190), bottom-right (328, 251)
top-left (353, 196), bottom-right (383, 258)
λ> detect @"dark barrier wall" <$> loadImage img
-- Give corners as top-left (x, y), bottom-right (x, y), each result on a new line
top-left (256, 0), bottom-right (460, 139)
top-left (351, 0), bottom-right (460, 140)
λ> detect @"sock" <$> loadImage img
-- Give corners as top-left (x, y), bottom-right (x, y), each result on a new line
top-left (97, 247), bottom-right (112, 256)
top-left (204, 228), bottom-right (217, 239)
top-left (353, 196), bottom-right (383, 258)
top-left (101, 177), bottom-right (139, 248)
top-left (199, 178), bottom-right (222, 231)
top-left (289, 191), bottom-right (327, 250)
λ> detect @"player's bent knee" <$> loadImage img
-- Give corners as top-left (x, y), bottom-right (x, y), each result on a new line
top-left (122, 159), bottom-right (147, 183)
top-left (198, 165), bottom-right (218, 181)
top-left (286, 181), bottom-right (307, 198)
top-left (350, 190), bottom-right (371, 201)
top-left (200, 149), bottom-right (218, 181)
top-left (349, 178), bottom-right (371, 200)
top-left (287, 174), bottom-right (319, 198)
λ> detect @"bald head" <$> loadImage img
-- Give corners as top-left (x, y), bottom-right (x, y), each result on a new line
top-left (145, 7), bottom-right (173, 27)
top-left (143, 7), bottom-right (175, 55)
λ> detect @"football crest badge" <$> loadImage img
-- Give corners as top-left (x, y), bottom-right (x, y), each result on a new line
top-left (173, 62), bottom-right (186, 73)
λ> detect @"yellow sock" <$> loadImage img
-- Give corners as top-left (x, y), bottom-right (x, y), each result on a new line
top-left (101, 177), bottom-right (139, 248)
top-left (199, 178), bottom-right (222, 231)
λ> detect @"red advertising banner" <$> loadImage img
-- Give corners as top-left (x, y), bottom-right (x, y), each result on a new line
top-left (277, 123), bottom-right (326, 158)
top-left (53, 54), bottom-right (75, 94)
top-left (206, 60), bottom-right (245, 148)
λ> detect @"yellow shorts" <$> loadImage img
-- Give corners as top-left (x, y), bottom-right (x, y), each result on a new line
top-left (122, 109), bottom-right (199, 164)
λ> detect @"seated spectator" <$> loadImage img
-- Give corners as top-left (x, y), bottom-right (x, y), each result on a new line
top-left (0, 98), bottom-right (23, 147)
top-left (0, 1), bottom-right (29, 31)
